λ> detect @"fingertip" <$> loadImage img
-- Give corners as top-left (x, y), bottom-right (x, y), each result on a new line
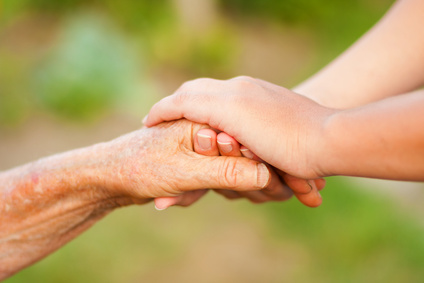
top-left (295, 189), bottom-right (322, 208)
top-left (261, 168), bottom-right (293, 201)
top-left (154, 204), bottom-right (167, 211)
top-left (217, 132), bottom-right (237, 143)
top-left (315, 178), bottom-right (326, 191)
top-left (283, 175), bottom-right (312, 195)
top-left (154, 197), bottom-right (179, 210)
top-left (257, 163), bottom-right (271, 189)
top-left (240, 146), bottom-right (255, 159)
top-left (142, 115), bottom-right (148, 125)
top-left (142, 95), bottom-right (185, 127)
top-left (217, 132), bottom-right (241, 156)
top-left (195, 129), bottom-right (219, 156)
top-left (142, 112), bottom-right (154, 127)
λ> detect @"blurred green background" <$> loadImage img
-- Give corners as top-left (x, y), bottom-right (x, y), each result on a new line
top-left (2, 0), bottom-right (424, 282)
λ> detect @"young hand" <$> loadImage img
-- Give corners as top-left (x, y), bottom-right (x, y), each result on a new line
top-left (144, 76), bottom-right (335, 180)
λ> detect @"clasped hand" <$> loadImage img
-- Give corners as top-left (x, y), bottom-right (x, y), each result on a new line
top-left (145, 76), bottom-right (336, 209)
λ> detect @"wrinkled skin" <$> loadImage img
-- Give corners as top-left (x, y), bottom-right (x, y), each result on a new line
top-left (0, 120), bottom-right (269, 280)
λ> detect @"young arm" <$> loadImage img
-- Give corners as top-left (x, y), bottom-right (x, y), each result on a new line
top-left (321, 88), bottom-right (424, 180)
top-left (0, 120), bottom-right (269, 280)
top-left (295, 0), bottom-right (424, 108)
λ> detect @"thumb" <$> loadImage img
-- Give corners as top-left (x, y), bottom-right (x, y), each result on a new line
top-left (182, 156), bottom-right (271, 192)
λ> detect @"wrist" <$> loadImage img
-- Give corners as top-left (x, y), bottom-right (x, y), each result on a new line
top-left (98, 131), bottom-right (153, 202)
top-left (312, 108), bottom-right (349, 178)
top-left (69, 141), bottom-right (148, 205)
top-left (307, 106), bottom-right (341, 178)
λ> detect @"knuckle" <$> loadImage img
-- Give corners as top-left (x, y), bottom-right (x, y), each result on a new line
top-left (230, 77), bottom-right (257, 94)
top-left (218, 158), bottom-right (240, 189)
top-left (174, 78), bottom-right (218, 106)
top-left (178, 79), bottom-right (196, 91)
top-left (232, 75), bottom-right (256, 82)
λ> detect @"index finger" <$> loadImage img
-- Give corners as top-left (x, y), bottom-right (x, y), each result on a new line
top-left (143, 79), bottom-right (226, 127)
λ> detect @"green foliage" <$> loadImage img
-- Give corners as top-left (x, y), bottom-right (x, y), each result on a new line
top-left (186, 26), bottom-right (237, 77)
top-left (258, 177), bottom-right (424, 282)
top-left (33, 13), bottom-right (139, 121)
top-left (0, 94), bottom-right (29, 126)
top-left (0, 54), bottom-right (32, 127)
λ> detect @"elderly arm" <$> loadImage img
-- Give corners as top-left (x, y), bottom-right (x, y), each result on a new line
top-left (0, 120), bottom-right (269, 280)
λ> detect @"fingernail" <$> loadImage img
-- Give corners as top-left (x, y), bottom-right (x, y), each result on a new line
top-left (317, 190), bottom-right (322, 200)
top-left (257, 163), bottom-right (270, 189)
top-left (240, 147), bottom-right (254, 159)
top-left (307, 180), bottom-right (314, 193)
top-left (218, 141), bottom-right (232, 153)
top-left (155, 204), bottom-right (167, 211)
top-left (311, 181), bottom-right (322, 202)
top-left (142, 115), bottom-right (148, 125)
top-left (197, 133), bottom-right (212, 151)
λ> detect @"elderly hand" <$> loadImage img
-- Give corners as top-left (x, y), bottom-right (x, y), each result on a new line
top-left (102, 119), bottom-right (271, 199)
top-left (0, 119), bottom-right (270, 279)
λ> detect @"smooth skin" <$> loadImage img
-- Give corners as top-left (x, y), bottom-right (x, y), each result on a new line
top-left (145, 0), bottom-right (424, 194)
top-left (0, 120), bottom-right (270, 280)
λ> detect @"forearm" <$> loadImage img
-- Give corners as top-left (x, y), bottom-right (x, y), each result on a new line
top-left (321, 89), bottom-right (424, 180)
top-left (294, 0), bottom-right (424, 108)
top-left (0, 144), bottom-right (136, 279)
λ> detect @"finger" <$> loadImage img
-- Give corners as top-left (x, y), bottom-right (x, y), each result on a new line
top-left (240, 146), bottom-right (255, 160)
top-left (217, 132), bottom-right (242, 157)
top-left (211, 133), bottom-right (243, 200)
top-left (154, 190), bottom-right (209, 210)
top-left (143, 95), bottom-right (185, 127)
top-left (294, 188), bottom-right (322, 208)
top-left (281, 173), bottom-right (322, 207)
top-left (260, 168), bottom-right (293, 200)
top-left (235, 168), bottom-right (293, 203)
top-left (281, 173), bottom-right (315, 194)
top-left (170, 189), bottom-right (208, 207)
top-left (237, 190), bottom-right (272, 203)
top-left (240, 145), bottom-right (263, 162)
top-left (194, 129), bottom-right (219, 156)
top-left (159, 129), bottom-right (220, 210)
top-left (235, 145), bottom-right (293, 202)
top-left (144, 78), bottom-right (226, 127)
top-left (214, 189), bottom-right (243, 200)
top-left (184, 157), bottom-right (271, 192)
top-left (154, 196), bottom-right (182, 210)
top-left (315, 178), bottom-right (326, 191)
